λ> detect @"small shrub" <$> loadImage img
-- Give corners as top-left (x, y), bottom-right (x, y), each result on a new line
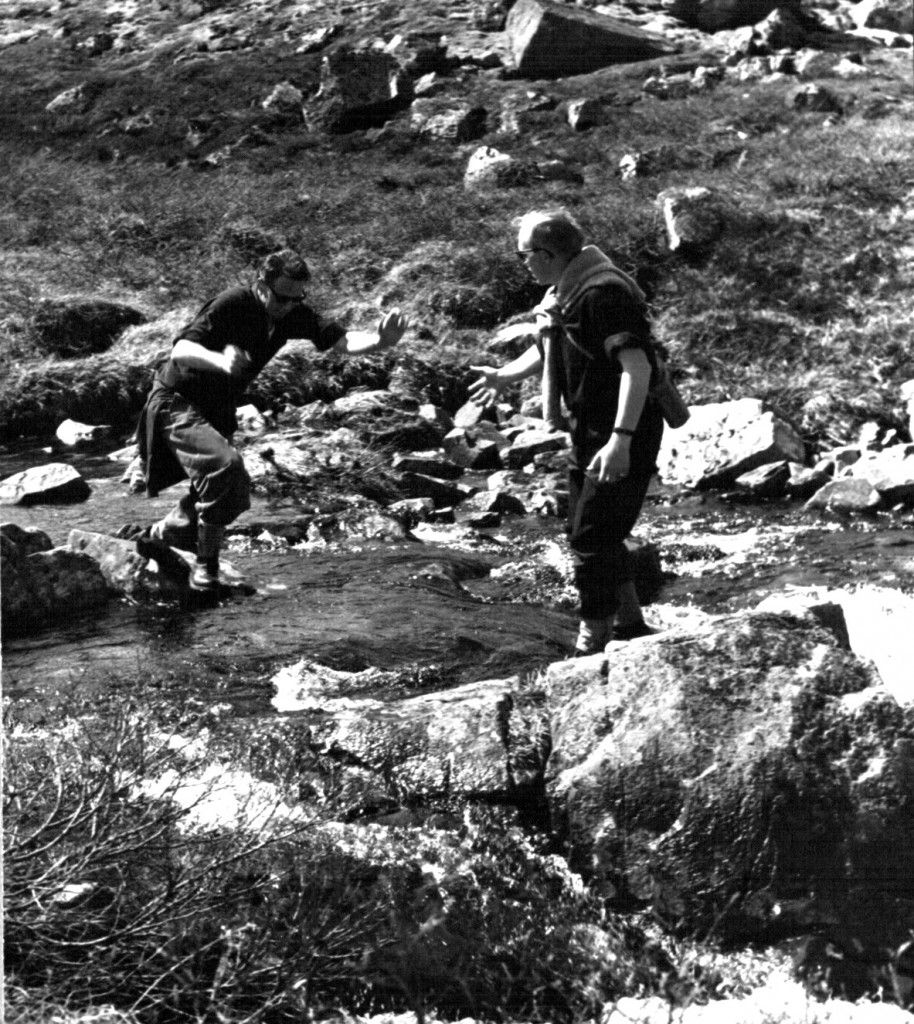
top-left (4, 699), bottom-right (669, 1024)
top-left (29, 297), bottom-right (148, 358)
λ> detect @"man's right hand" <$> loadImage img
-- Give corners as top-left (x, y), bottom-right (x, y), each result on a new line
top-left (468, 365), bottom-right (503, 408)
top-left (221, 344), bottom-right (251, 377)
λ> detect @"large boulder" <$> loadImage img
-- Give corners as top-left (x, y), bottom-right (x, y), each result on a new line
top-left (68, 529), bottom-right (189, 602)
top-left (505, 0), bottom-right (675, 78)
top-left (1, 526), bottom-right (108, 637)
top-left (543, 610), bottom-right (914, 952)
top-left (657, 398), bottom-right (805, 489)
top-left (308, 47), bottom-right (413, 132)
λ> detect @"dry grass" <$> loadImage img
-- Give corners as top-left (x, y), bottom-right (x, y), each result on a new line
top-left (2, 58), bottom-right (913, 442)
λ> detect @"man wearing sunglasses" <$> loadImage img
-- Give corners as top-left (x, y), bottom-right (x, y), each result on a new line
top-left (470, 210), bottom-right (663, 656)
top-left (137, 248), bottom-right (407, 592)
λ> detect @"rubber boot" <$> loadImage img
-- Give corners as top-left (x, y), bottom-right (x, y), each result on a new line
top-left (189, 523), bottom-right (224, 592)
top-left (612, 580), bottom-right (654, 641)
top-left (572, 618), bottom-right (611, 657)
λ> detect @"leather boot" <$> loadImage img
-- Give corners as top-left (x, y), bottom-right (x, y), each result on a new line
top-left (150, 491), bottom-right (199, 552)
top-left (190, 523), bottom-right (224, 592)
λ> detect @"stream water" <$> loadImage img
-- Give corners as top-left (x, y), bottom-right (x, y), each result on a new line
top-left (4, 436), bottom-right (914, 715)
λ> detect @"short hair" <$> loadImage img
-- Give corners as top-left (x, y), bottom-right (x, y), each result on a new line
top-left (258, 248), bottom-right (311, 285)
top-left (517, 209), bottom-right (586, 258)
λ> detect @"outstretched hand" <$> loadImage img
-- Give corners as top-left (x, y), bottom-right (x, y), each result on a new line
top-left (468, 365), bottom-right (503, 408)
top-left (376, 308), bottom-right (408, 350)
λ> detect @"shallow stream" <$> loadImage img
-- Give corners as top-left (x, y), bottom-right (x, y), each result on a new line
top-left (4, 437), bottom-right (914, 714)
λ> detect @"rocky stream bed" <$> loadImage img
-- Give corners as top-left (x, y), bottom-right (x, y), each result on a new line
top-left (3, 431), bottom-right (913, 709)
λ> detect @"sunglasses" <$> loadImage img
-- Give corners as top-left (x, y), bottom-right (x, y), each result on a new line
top-left (264, 282), bottom-right (305, 305)
top-left (516, 247), bottom-right (552, 261)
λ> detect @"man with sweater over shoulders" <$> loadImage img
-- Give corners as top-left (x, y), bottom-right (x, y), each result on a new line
top-left (470, 210), bottom-right (663, 655)
top-left (137, 248), bottom-right (407, 592)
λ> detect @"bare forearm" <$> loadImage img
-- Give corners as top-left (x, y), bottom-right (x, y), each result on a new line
top-left (334, 331), bottom-right (383, 355)
top-left (172, 339), bottom-right (249, 376)
top-left (334, 309), bottom-right (407, 355)
top-left (497, 345), bottom-right (544, 384)
top-left (614, 347), bottom-right (652, 431)
top-left (615, 368), bottom-right (650, 431)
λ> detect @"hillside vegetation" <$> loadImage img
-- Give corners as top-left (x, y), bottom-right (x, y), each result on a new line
top-left (1, 0), bottom-right (912, 450)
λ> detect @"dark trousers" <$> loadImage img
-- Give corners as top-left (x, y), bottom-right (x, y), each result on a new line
top-left (152, 393), bottom-right (251, 528)
top-left (567, 466), bottom-right (655, 620)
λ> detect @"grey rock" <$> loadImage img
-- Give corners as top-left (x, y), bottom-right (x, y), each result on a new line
top-left (506, 0), bottom-right (674, 78)
top-left (261, 80), bottom-right (304, 116)
top-left (392, 452), bottom-right (464, 479)
top-left (27, 547), bottom-right (110, 613)
top-left (844, 446), bottom-right (914, 506)
top-left (505, 428), bottom-right (569, 469)
top-left (309, 47), bottom-right (413, 132)
top-left (656, 186), bottom-right (725, 251)
top-left (566, 97), bottom-right (605, 130)
top-left (785, 462), bottom-right (831, 500)
top-left (410, 100), bottom-right (487, 143)
top-left (804, 477), bottom-right (884, 511)
top-left (2, 528), bottom-right (109, 637)
top-left (850, 0), bottom-right (913, 33)
top-left (269, 668), bottom-right (526, 799)
top-left (788, 82), bottom-right (844, 112)
top-left (734, 459), bottom-right (790, 498)
top-left (0, 463), bottom-right (92, 506)
top-left (443, 428), bottom-right (504, 471)
top-left (68, 529), bottom-right (188, 600)
top-left (55, 419), bottom-right (111, 447)
top-left (464, 145), bottom-right (531, 190)
top-left (418, 403), bottom-right (455, 432)
top-left (0, 522), bottom-right (53, 556)
top-left (669, 0), bottom-right (798, 32)
top-left (544, 611), bottom-right (914, 945)
top-left (656, 398), bottom-right (805, 490)
top-left (398, 472), bottom-right (478, 508)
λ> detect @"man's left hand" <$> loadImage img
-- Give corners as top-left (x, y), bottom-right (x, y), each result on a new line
top-left (377, 309), bottom-right (408, 349)
top-left (586, 436), bottom-right (631, 484)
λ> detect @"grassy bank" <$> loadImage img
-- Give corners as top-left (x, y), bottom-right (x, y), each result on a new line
top-left (1, 40), bottom-right (912, 447)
